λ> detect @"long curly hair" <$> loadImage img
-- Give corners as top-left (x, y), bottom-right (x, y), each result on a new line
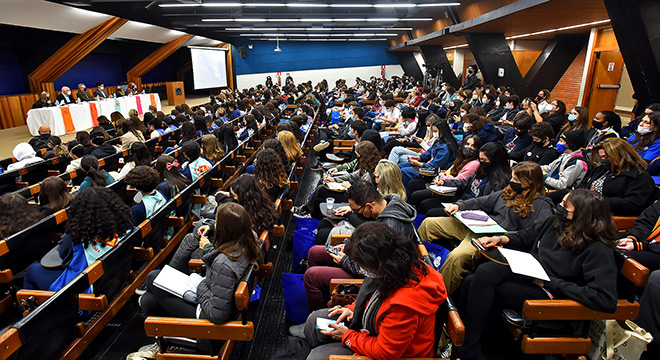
top-left (0, 193), bottom-right (44, 238)
top-left (345, 222), bottom-right (427, 298)
top-left (355, 141), bottom-right (380, 176)
top-left (262, 139), bottom-right (288, 166)
top-left (254, 149), bottom-right (289, 190)
top-left (214, 203), bottom-right (264, 268)
top-left (124, 166), bottom-right (161, 193)
top-left (230, 174), bottom-right (278, 233)
top-left (501, 162), bottom-right (545, 218)
top-left (65, 187), bottom-right (133, 247)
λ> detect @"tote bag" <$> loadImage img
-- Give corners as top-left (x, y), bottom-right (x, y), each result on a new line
top-left (587, 319), bottom-right (653, 360)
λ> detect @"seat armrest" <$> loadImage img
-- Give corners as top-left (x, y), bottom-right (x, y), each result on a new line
top-left (144, 317), bottom-right (253, 341)
top-left (329, 279), bottom-right (363, 294)
top-left (522, 299), bottom-right (639, 321)
top-left (16, 290), bottom-right (108, 312)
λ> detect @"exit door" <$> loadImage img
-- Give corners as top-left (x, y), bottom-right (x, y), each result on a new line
top-left (586, 50), bottom-right (624, 120)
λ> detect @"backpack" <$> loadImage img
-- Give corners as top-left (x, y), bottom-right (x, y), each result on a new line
top-left (269, 336), bottom-right (311, 360)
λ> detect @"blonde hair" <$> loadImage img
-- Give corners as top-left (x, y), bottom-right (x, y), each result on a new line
top-left (277, 131), bottom-right (303, 162)
top-left (128, 109), bottom-right (138, 118)
top-left (376, 160), bottom-right (407, 201)
top-left (201, 134), bottom-right (226, 164)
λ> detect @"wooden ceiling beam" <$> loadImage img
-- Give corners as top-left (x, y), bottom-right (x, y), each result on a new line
top-left (28, 17), bottom-right (128, 94)
top-left (126, 34), bottom-right (193, 89)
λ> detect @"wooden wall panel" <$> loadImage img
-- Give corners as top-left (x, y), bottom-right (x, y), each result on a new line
top-left (127, 35), bottom-right (192, 89)
top-left (18, 94), bottom-right (38, 120)
top-left (512, 50), bottom-right (543, 77)
top-left (0, 96), bottom-right (26, 129)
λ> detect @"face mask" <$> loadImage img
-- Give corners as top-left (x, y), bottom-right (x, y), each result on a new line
top-left (482, 97), bottom-right (488, 103)
top-left (556, 143), bottom-right (567, 153)
top-left (509, 182), bottom-right (523, 194)
top-left (495, 100), bottom-right (501, 107)
top-left (567, 114), bottom-right (578, 122)
top-left (556, 204), bottom-right (570, 222)
top-left (463, 124), bottom-right (472, 132)
top-left (472, 94), bottom-right (478, 100)
top-left (485, 89), bottom-right (490, 94)
top-left (99, 86), bottom-right (104, 90)
top-left (637, 125), bottom-right (652, 135)
top-left (348, 131), bottom-right (355, 139)
top-left (460, 112), bottom-right (467, 117)
top-left (462, 147), bottom-right (476, 158)
top-left (432, 132), bottom-right (440, 140)
top-left (133, 191), bottom-right (143, 204)
top-left (505, 104), bottom-right (512, 110)
top-left (479, 160), bottom-right (490, 171)
top-left (65, 91), bottom-right (71, 96)
top-left (468, 69), bottom-right (474, 74)
top-left (600, 159), bottom-right (611, 169)
top-left (592, 119), bottom-right (605, 130)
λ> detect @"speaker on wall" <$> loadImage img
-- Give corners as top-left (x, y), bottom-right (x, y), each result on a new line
top-left (238, 46), bottom-right (247, 59)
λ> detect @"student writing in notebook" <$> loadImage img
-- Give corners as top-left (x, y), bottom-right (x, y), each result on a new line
top-left (456, 189), bottom-right (619, 360)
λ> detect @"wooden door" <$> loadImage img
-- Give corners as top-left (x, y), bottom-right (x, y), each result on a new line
top-left (586, 50), bottom-right (624, 120)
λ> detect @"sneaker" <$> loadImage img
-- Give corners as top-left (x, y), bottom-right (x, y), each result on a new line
top-left (126, 343), bottom-right (159, 360)
top-left (135, 281), bottom-right (147, 296)
top-left (310, 163), bottom-right (323, 171)
top-left (288, 324), bottom-right (306, 339)
top-left (313, 141), bottom-right (330, 152)
top-left (292, 206), bottom-right (311, 218)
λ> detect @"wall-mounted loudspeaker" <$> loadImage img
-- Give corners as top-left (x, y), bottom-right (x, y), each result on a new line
top-left (238, 46), bottom-right (248, 59)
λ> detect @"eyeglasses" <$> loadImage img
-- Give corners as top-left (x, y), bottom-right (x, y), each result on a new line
top-left (352, 202), bottom-right (371, 215)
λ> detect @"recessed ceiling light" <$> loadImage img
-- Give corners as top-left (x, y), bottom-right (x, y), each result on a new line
top-left (417, 2), bottom-right (461, 6)
top-left (202, 2), bottom-right (242, 7)
top-left (266, 19), bottom-right (301, 22)
top-left (300, 19), bottom-right (333, 22)
top-left (374, 4), bottom-right (415, 7)
top-left (329, 4), bottom-right (372, 7)
top-left (366, 18), bottom-right (400, 22)
top-left (286, 3), bottom-right (329, 7)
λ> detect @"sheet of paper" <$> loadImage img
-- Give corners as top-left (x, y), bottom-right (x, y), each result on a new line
top-left (325, 182), bottom-right (346, 191)
top-left (498, 248), bottom-right (550, 281)
top-left (428, 185), bottom-right (458, 194)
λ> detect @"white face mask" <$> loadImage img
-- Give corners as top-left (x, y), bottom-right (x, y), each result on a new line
top-left (432, 132), bottom-right (440, 140)
top-left (485, 89), bottom-right (490, 94)
top-left (482, 97), bottom-right (488, 103)
top-left (463, 124), bottom-right (472, 132)
top-left (472, 94), bottom-right (478, 100)
top-left (495, 100), bottom-right (501, 107)
top-left (638, 125), bottom-right (653, 135)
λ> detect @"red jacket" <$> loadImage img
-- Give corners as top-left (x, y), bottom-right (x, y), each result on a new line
top-left (342, 262), bottom-right (447, 360)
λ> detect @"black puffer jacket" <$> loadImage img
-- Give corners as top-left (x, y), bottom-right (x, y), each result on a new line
top-left (196, 250), bottom-right (250, 324)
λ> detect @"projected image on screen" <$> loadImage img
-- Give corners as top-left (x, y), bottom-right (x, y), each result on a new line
top-left (190, 47), bottom-right (228, 89)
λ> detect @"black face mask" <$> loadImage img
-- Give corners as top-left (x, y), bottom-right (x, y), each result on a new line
top-left (556, 204), bottom-right (570, 222)
top-left (509, 182), bottom-right (523, 194)
top-left (600, 159), bottom-right (611, 169)
top-left (592, 119), bottom-right (605, 130)
top-left (479, 161), bottom-right (490, 171)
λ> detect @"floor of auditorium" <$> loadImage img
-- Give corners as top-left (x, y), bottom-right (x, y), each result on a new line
top-left (0, 95), bottom-right (209, 159)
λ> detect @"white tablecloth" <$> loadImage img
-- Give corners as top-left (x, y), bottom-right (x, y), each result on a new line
top-left (26, 94), bottom-right (162, 136)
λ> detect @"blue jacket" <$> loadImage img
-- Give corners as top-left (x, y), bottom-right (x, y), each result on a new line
top-left (229, 109), bottom-right (241, 120)
top-left (629, 134), bottom-right (660, 161)
top-left (469, 122), bottom-right (498, 144)
top-left (419, 140), bottom-right (453, 170)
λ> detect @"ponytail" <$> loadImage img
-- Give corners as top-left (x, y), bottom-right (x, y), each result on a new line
top-left (81, 156), bottom-right (108, 187)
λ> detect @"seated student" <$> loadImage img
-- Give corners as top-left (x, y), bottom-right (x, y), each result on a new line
top-left (459, 190), bottom-right (619, 360)
top-left (97, 115), bottom-right (116, 134)
top-left (398, 120), bottom-right (457, 188)
top-left (419, 162), bottom-right (553, 294)
top-left (381, 107), bottom-right (422, 156)
top-left (42, 136), bottom-right (69, 160)
top-left (295, 141), bottom-right (380, 219)
top-left (617, 200), bottom-right (660, 271)
top-left (411, 142), bottom-right (511, 216)
top-left (24, 187), bottom-right (133, 291)
top-left (214, 123), bottom-right (239, 154)
top-left (169, 174), bottom-right (277, 273)
top-left (148, 118), bottom-right (166, 139)
top-left (387, 114), bottom-right (439, 164)
top-left (180, 141), bottom-right (213, 182)
top-left (0, 193), bottom-right (44, 239)
top-left (463, 113), bottom-right (498, 145)
top-left (636, 270), bottom-right (660, 359)
top-left (277, 130), bottom-right (303, 164)
top-left (201, 134), bottom-right (226, 165)
top-left (372, 99), bottom-right (401, 130)
top-left (551, 138), bottom-right (655, 216)
top-left (38, 176), bottom-right (74, 215)
top-left (237, 114), bottom-right (258, 141)
top-left (298, 222), bottom-right (446, 360)
top-left (629, 111), bottom-right (660, 161)
top-left (622, 103), bottom-right (660, 138)
top-left (555, 106), bottom-right (590, 142)
top-left (542, 129), bottom-right (589, 190)
top-left (120, 120), bottom-right (146, 151)
top-left (585, 110), bottom-right (621, 149)
top-left (89, 133), bottom-right (116, 159)
top-left (117, 142), bottom-right (152, 180)
top-left (303, 181), bottom-right (417, 312)
top-left (502, 113), bottom-right (534, 154)
top-left (75, 131), bottom-right (95, 155)
top-left (65, 142), bottom-right (86, 173)
top-left (253, 148), bottom-right (289, 202)
top-left (79, 155), bottom-right (115, 191)
top-left (124, 166), bottom-right (168, 227)
top-left (509, 122), bottom-right (559, 166)
top-left (155, 155), bottom-right (190, 200)
top-left (6, 142), bottom-right (43, 172)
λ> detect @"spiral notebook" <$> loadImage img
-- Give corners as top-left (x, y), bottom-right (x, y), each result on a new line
top-left (153, 265), bottom-right (204, 299)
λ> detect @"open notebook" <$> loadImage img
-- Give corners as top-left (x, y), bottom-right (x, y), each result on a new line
top-left (325, 182), bottom-right (346, 191)
top-left (153, 265), bottom-right (204, 299)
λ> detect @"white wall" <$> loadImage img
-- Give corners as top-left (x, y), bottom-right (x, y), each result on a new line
top-left (453, 49), bottom-right (467, 79)
top-left (236, 64), bottom-right (405, 89)
top-left (413, 51), bottom-right (426, 75)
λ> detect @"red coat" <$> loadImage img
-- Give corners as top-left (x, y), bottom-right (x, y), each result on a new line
top-left (342, 262), bottom-right (447, 360)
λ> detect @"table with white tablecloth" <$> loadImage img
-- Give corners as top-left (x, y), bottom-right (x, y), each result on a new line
top-left (26, 93), bottom-right (162, 136)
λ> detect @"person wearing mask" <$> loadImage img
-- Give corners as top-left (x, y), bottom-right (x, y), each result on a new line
top-left (399, 120), bottom-right (457, 188)
top-left (298, 222), bottom-right (446, 360)
top-left (56, 86), bottom-right (75, 106)
top-left (93, 82), bottom-right (109, 99)
top-left (32, 91), bottom-right (54, 109)
top-left (463, 113), bottom-right (498, 145)
top-left (535, 89), bottom-right (553, 114)
top-left (502, 113), bottom-right (534, 154)
top-left (78, 155), bottom-right (115, 191)
top-left (498, 95), bottom-right (521, 124)
top-left (486, 95), bottom-right (507, 122)
top-left (555, 106), bottom-right (590, 142)
top-left (29, 125), bottom-right (51, 151)
top-left (419, 142), bottom-right (511, 217)
top-left (120, 119), bottom-right (146, 151)
top-left (372, 99), bottom-right (401, 130)
top-left (124, 166), bottom-right (168, 227)
top-left (461, 64), bottom-right (481, 91)
top-left (585, 110), bottom-right (621, 149)
top-left (117, 142), bottom-right (152, 180)
top-left (509, 122), bottom-right (559, 166)
top-left (628, 112), bottom-right (660, 162)
top-left (65, 142), bottom-right (86, 173)
top-left (458, 190), bottom-right (619, 360)
top-left (622, 103), bottom-right (660, 138)
top-left (42, 136), bottom-right (69, 160)
top-left (76, 83), bottom-right (94, 102)
top-left (480, 93), bottom-right (496, 114)
top-left (23, 187), bottom-right (132, 291)
top-left (6, 143), bottom-right (43, 172)
top-left (531, 99), bottom-right (568, 138)
top-left (381, 107), bottom-right (421, 156)
top-left (553, 138), bottom-right (655, 216)
top-left (420, 162), bottom-right (553, 294)
top-left (542, 129), bottom-right (589, 190)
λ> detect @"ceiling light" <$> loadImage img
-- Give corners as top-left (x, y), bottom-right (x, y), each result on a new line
top-left (301, 19), bottom-right (333, 22)
top-left (262, 33), bottom-right (286, 36)
top-left (360, 27), bottom-right (412, 30)
top-left (505, 19), bottom-right (610, 39)
top-left (202, 19), bottom-right (234, 22)
top-left (405, 18), bottom-right (434, 21)
top-left (202, 2), bottom-right (242, 7)
top-left (417, 2), bottom-right (461, 6)
top-left (159, 3), bottom-right (200, 7)
top-left (376, 33), bottom-right (399, 36)
top-left (307, 34), bottom-right (330, 37)
top-left (63, 0), bottom-right (92, 6)
top-left (366, 18), bottom-right (400, 22)
top-left (332, 18), bottom-right (366, 22)
top-left (235, 18), bottom-right (267, 22)
top-left (305, 27), bottom-right (332, 30)
top-left (329, 4), bottom-right (372, 7)
top-left (374, 4), bottom-right (415, 7)
top-left (246, 3), bottom-right (287, 6)
top-left (266, 19), bottom-right (301, 22)
top-left (286, 3), bottom-right (329, 7)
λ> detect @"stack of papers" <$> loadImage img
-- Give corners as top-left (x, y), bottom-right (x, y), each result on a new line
top-left (325, 182), bottom-right (346, 191)
top-left (332, 170), bottom-right (349, 177)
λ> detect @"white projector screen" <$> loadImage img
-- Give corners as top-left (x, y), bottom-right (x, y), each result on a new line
top-left (190, 46), bottom-right (228, 89)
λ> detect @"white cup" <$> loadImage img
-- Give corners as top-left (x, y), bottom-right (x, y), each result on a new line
top-left (326, 198), bottom-right (335, 210)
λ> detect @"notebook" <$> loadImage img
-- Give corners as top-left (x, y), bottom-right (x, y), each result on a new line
top-left (153, 265), bottom-right (204, 299)
top-left (453, 210), bottom-right (506, 234)
top-left (427, 184), bottom-right (458, 195)
top-left (325, 182), bottom-right (346, 191)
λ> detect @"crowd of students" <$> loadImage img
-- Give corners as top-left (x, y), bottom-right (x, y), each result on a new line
top-left (288, 75), bottom-right (660, 360)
